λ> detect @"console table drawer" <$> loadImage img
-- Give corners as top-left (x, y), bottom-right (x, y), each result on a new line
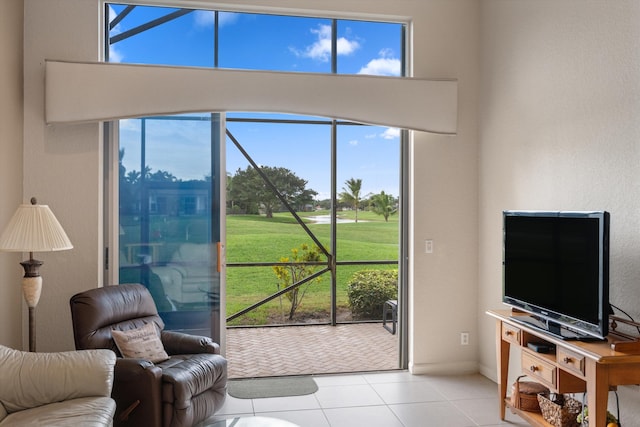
top-left (502, 323), bottom-right (521, 345)
top-left (557, 347), bottom-right (585, 377)
top-left (522, 350), bottom-right (556, 389)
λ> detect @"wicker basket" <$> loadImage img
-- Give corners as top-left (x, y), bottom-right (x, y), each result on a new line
top-left (537, 394), bottom-right (582, 427)
top-left (510, 376), bottom-right (549, 412)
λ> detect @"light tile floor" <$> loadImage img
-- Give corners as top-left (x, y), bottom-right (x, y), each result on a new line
top-left (204, 371), bottom-right (531, 427)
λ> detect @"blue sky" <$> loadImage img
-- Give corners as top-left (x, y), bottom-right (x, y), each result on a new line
top-left (111, 5), bottom-right (402, 200)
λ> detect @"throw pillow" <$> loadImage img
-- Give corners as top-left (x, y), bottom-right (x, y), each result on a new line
top-left (111, 322), bottom-right (169, 363)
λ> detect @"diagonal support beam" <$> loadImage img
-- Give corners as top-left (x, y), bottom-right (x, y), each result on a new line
top-left (227, 267), bottom-right (329, 322)
top-left (110, 9), bottom-right (194, 44)
top-left (226, 129), bottom-right (331, 260)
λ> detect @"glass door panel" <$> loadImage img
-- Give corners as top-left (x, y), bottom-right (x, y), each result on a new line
top-left (118, 114), bottom-right (222, 343)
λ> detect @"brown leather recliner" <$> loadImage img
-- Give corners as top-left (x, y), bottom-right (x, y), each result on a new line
top-left (70, 283), bottom-right (227, 427)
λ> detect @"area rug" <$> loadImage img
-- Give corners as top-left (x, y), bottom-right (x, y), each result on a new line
top-left (228, 376), bottom-right (318, 399)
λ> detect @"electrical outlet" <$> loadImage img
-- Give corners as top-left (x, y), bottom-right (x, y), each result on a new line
top-left (461, 332), bottom-right (470, 345)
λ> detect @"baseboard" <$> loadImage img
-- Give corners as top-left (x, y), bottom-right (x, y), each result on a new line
top-left (408, 360), bottom-right (479, 375)
top-left (478, 363), bottom-right (498, 383)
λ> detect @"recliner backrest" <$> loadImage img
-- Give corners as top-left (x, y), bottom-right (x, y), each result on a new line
top-left (70, 284), bottom-right (164, 354)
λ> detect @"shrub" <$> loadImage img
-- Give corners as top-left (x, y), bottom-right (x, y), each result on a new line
top-left (272, 243), bottom-right (323, 320)
top-left (347, 270), bottom-right (398, 319)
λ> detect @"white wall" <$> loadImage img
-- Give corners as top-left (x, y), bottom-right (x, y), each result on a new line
top-left (478, 0), bottom-right (640, 422)
top-left (0, 0), bottom-right (24, 349)
top-left (23, 0), bottom-right (102, 351)
top-left (409, 1), bottom-right (480, 373)
top-left (16, 0), bottom-right (481, 375)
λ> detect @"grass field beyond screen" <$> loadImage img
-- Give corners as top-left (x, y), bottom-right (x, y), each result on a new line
top-left (226, 210), bottom-right (398, 325)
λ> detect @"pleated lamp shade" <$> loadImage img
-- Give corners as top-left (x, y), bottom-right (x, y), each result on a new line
top-left (0, 201), bottom-right (73, 253)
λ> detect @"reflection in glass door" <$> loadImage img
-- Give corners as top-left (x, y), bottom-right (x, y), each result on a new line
top-left (116, 114), bottom-right (223, 343)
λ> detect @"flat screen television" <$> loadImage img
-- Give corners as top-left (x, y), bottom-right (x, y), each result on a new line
top-left (502, 210), bottom-right (610, 340)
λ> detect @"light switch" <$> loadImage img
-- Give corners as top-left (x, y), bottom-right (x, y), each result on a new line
top-left (425, 239), bottom-right (433, 253)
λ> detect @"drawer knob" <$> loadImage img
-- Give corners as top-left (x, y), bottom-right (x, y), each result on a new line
top-left (563, 356), bottom-right (572, 364)
top-left (529, 365), bottom-right (538, 372)
top-left (505, 331), bottom-right (513, 336)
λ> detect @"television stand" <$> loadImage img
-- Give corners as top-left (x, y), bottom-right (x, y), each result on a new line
top-left (488, 309), bottom-right (640, 427)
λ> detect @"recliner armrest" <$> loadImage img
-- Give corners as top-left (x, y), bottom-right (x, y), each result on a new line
top-left (112, 358), bottom-right (163, 427)
top-left (114, 357), bottom-right (161, 375)
top-left (161, 330), bottom-right (220, 355)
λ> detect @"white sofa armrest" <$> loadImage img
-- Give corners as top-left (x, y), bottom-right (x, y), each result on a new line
top-left (0, 345), bottom-right (116, 414)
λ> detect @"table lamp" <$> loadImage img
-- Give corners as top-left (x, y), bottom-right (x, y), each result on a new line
top-left (0, 197), bottom-right (73, 351)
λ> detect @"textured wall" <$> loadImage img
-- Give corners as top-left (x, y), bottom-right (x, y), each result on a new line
top-left (478, 1), bottom-right (640, 423)
top-left (408, 0), bottom-right (480, 374)
top-left (23, 0), bottom-right (102, 351)
top-left (0, 0), bottom-right (24, 349)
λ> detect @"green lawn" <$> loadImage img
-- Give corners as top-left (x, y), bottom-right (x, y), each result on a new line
top-left (225, 210), bottom-right (399, 325)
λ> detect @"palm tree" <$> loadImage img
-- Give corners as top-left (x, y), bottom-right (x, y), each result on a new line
top-left (339, 178), bottom-right (363, 223)
top-left (370, 191), bottom-right (397, 222)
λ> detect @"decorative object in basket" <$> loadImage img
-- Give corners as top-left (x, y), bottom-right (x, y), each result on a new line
top-left (576, 390), bottom-right (621, 427)
top-left (510, 375), bottom-right (549, 412)
top-left (537, 393), bottom-right (582, 427)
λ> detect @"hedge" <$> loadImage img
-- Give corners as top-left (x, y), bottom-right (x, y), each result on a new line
top-left (347, 270), bottom-right (398, 319)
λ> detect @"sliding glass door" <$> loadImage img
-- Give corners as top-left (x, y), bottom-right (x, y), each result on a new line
top-left (115, 114), bottom-right (224, 343)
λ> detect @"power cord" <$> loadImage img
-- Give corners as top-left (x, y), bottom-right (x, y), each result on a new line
top-left (610, 303), bottom-right (640, 335)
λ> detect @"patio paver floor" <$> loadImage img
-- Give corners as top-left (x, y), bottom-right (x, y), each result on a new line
top-left (226, 323), bottom-right (400, 378)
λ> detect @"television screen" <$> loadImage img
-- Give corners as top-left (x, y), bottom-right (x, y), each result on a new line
top-left (503, 210), bottom-right (609, 339)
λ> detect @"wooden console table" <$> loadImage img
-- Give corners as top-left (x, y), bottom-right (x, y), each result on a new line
top-left (487, 310), bottom-right (640, 427)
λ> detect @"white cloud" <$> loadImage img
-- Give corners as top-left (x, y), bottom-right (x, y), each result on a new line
top-left (219, 12), bottom-right (239, 26)
top-left (194, 10), bottom-right (239, 28)
top-left (358, 48), bottom-right (401, 76)
top-left (303, 38), bottom-right (332, 62)
top-left (194, 10), bottom-right (214, 27)
top-left (379, 48), bottom-right (394, 58)
top-left (291, 24), bottom-right (360, 62)
top-left (336, 36), bottom-right (360, 56)
top-left (349, 139), bottom-right (359, 146)
top-left (358, 57), bottom-right (401, 76)
top-left (119, 119), bottom-right (140, 131)
top-left (109, 45), bottom-right (124, 63)
top-left (380, 128), bottom-right (400, 140)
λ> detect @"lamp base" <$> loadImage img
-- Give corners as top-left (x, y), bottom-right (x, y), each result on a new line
top-left (20, 257), bottom-right (43, 277)
top-left (28, 306), bottom-right (36, 352)
top-left (20, 258), bottom-right (42, 352)
top-left (21, 275), bottom-right (42, 309)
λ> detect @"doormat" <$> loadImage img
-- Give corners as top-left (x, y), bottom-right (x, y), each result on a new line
top-left (228, 376), bottom-right (318, 399)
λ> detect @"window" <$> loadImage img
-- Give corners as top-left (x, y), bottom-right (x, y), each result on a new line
top-left (107, 4), bottom-right (407, 338)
